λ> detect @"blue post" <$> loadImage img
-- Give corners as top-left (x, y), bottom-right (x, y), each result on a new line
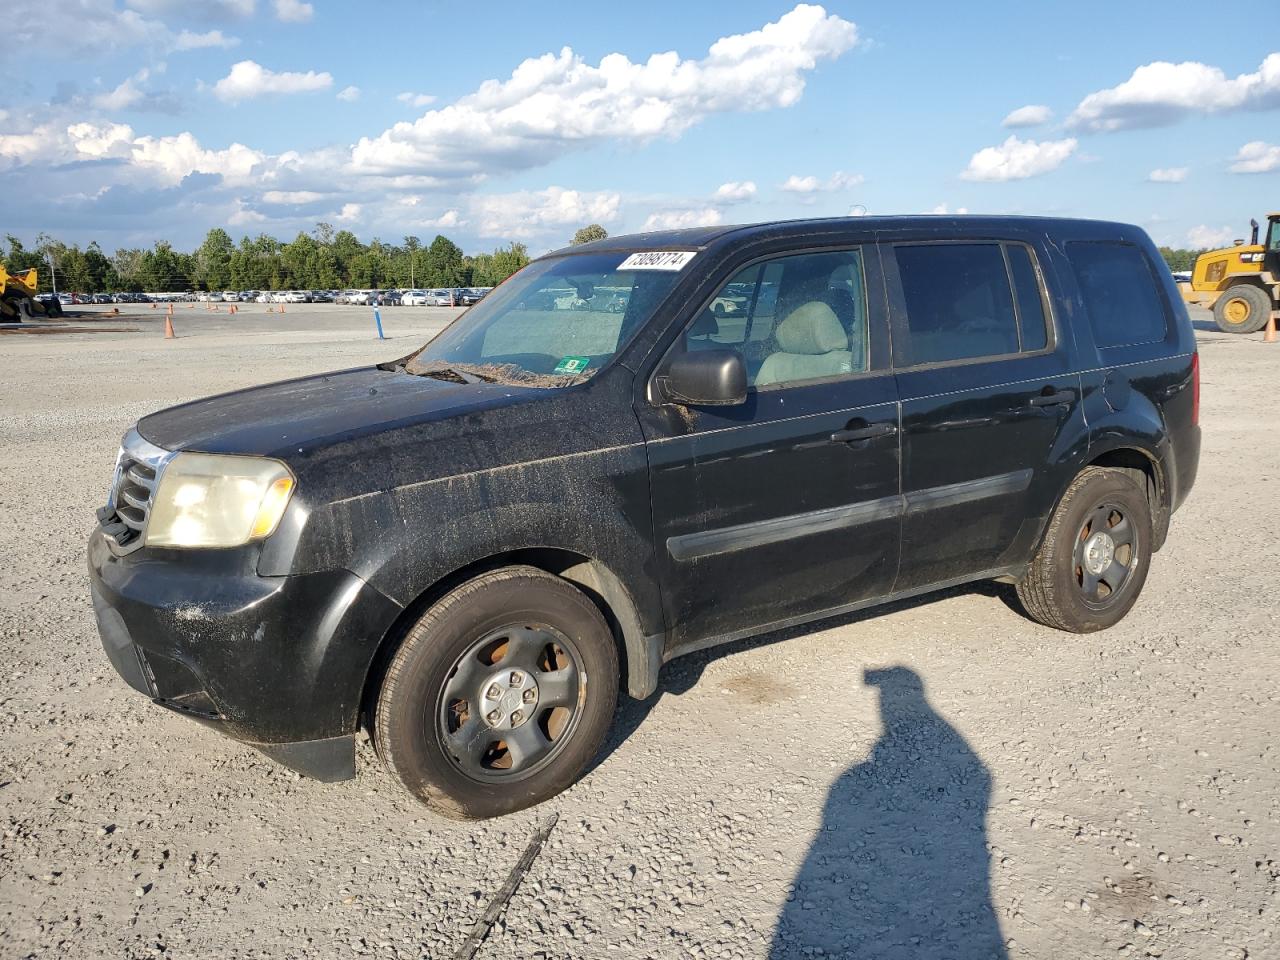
top-left (374, 306), bottom-right (385, 340)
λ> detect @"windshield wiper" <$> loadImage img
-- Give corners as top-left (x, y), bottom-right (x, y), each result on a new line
top-left (405, 361), bottom-right (499, 385)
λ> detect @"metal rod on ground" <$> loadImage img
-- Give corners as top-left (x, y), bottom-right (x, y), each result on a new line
top-left (450, 813), bottom-right (558, 960)
top-left (374, 305), bottom-right (385, 340)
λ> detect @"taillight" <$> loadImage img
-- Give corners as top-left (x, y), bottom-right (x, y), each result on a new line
top-left (1190, 351), bottom-right (1200, 427)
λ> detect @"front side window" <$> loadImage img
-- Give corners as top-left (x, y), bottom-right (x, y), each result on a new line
top-left (678, 249), bottom-right (869, 389)
top-left (1267, 219), bottom-right (1280, 252)
top-left (895, 243), bottom-right (1022, 365)
top-left (404, 252), bottom-right (684, 385)
top-left (1067, 242), bottom-right (1169, 349)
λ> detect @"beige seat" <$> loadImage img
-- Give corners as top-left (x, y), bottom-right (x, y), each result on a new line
top-left (755, 301), bottom-right (854, 387)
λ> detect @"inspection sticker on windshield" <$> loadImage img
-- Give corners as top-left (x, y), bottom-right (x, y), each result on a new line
top-left (553, 355), bottom-right (591, 375)
top-left (617, 251), bottom-right (697, 271)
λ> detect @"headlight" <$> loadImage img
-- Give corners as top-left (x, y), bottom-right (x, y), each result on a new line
top-left (145, 453), bottom-right (295, 549)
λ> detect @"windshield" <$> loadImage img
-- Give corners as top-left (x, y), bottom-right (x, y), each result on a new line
top-left (400, 252), bottom-right (687, 386)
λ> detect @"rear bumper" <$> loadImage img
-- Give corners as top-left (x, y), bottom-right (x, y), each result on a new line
top-left (88, 528), bottom-right (402, 781)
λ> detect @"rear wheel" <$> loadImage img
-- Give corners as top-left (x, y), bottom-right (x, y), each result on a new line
top-left (374, 566), bottom-right (619, 820)
top-left (1212, 284), bottom-right (1271, 334)
top-left (1016, 467), bottom-right (1152, 632)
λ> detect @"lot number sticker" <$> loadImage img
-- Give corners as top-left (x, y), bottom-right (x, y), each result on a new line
top-left (617, 251), bottom-right (697, 271)
top-left (554, 355), bottom-right (592, 375)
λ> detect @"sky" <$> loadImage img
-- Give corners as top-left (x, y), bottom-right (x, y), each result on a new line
top-left (1, 0), bottom-right (1277, 256)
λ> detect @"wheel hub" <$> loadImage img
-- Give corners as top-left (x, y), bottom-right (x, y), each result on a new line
top-left (479, 668), bottom-right (539, 731)
top-left (1083, 531), bottom-right (1115, 576)
top-left (1224, 298), bottom-right (1249, 323)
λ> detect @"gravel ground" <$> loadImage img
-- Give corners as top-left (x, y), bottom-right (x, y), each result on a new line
top-left (1, 305), bottom-right (1277, 960)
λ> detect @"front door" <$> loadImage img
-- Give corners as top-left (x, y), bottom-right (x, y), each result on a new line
top-left (637, 246), bottom-right (901, 650)
top-left (883, 238), bottom-right (1081, 592)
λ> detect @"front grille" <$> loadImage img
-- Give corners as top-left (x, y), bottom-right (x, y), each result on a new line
top-left (103, 429), bottom-right (173, 553)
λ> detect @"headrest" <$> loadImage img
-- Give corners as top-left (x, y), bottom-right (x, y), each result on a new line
top-left (774, 301), bottom-right (848, 354)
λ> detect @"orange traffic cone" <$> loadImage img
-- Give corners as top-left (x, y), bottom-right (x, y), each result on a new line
top-left (1265, 313), bottom-right (1277, 343)
top-left (164, 313), bottom-right (175, 339)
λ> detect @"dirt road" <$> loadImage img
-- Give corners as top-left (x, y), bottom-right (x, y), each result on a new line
top-left (1, 307), bottom-right (1276, 959)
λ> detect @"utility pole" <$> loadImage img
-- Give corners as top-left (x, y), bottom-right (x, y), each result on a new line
top-left (47, 251), bottom-right (58, 297)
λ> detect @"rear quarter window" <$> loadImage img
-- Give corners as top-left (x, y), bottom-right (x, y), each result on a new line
top-left (1066, 242), bottom-right (1169, 349)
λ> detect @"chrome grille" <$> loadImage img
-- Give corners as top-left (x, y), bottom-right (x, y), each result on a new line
top-left (104, 429), bottom-right (173, 552)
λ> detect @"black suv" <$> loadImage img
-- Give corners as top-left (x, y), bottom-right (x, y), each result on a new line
top-left (89, 217), bottom-right (1200, 819)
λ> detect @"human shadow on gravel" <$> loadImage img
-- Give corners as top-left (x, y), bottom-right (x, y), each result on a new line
top-left (769, 666), bottom-right (1006, 960)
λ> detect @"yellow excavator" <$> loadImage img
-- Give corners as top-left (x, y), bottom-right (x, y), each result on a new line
top-left (1181, 213), bottom-right (1280, 334)
top-left (1, 265), bottom-right (62, 322)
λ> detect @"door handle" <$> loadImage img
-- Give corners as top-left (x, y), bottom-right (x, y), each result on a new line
top-left (831, 422), bottom-right (897, 443)
top-left (1028, 389), bottom-right (1076, 408)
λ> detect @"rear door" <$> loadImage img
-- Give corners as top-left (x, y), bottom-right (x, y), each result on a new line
top-left (884, 236), bottom-right (1082, 592)
top-left (637, 244), bottom-right (901, 650)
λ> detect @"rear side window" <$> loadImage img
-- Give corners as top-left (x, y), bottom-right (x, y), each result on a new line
top-left (1007, 245), bottom-right (1049, 352)
top-left (895, 243), bottom-right (1021, 365)
top-left (1067, 242), bottom-right (1169, 349)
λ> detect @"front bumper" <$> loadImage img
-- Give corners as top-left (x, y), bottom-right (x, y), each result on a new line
top-left (88, 528), bottom-right (402, 781)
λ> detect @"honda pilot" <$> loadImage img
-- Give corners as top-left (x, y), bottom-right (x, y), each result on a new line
top-left (89, 217), bottom-right (1200, 819)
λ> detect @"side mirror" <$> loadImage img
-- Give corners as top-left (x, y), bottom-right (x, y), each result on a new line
top-left (659, 349), bottom-right (747, 406)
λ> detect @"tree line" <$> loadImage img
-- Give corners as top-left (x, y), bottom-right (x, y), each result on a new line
top-left (2, 224), bottom-right (532, 294)
top-left (3, 222), bottom-right (1207, 293)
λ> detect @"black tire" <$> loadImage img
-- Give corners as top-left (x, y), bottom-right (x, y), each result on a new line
top-left (1015, 467), bottom-right (1153, 633)
top-left (1212, 284), bottom-right (1271, 334)
top-left (374, 565), bottom-right (619, 820)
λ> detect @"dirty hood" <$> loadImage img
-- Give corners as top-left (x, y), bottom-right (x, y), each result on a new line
top-left (137, 366), bottom-right (534, 458)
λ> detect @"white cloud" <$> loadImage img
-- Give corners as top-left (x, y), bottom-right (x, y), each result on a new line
top-left (337, 85), bottom-right (361, 102)
top-left (212, 60), bottom-right (333, 103)
top-left (421, 209), bottom-right (463, 229)
top-left (642, 208), bottom-right (725, 231)
top-left (960, 135), bottom-right (1077, 181)
top-left (336, 202), bottom-right (362, 222)
top-left (129, 131), bottom-right (267, 185)
top-left (352, 4), bottom-right (859, 178)
top-left (712, 180), bottom-right (757, 203)
top-left (1002, 104), bottom-right (1052, 128)
top-left (228, 200), bottom-right (267, 226)
top-left (470, 187), bottom-right (621, 238)
top-left (273, 0), bottom-right (313, 22)
top-left (927, 203), bottom-right (969, 215)
top-left (1147, 167), bottom-right (1188, 183)
top-left (1230, 140), bottom-right (1280, 174)
top-left (262, 190), bottom-right (324, 204)
top-left (174, 29), bottom-right (238, 50)
top-left (1186, 225), bottom-right (1237, 249)
top-left (396, 92), bottom-right (438, 108)
top-left (126, 0), bottom-right (255, 18)
top-left (779, 170), bottom-right (862, 193)
top-left (6, 0), bottom-right (241, 54)
top-left (1068, 53), bottom-right (1280, 132)
top-left (92, 70), bottom-right (149, 111)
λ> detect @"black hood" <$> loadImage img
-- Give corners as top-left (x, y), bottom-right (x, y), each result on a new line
top-left (137, 366), bottom-right (539, 458)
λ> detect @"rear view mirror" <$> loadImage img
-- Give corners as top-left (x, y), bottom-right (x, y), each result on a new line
top-left (659, 349), bottom-right (747, 406)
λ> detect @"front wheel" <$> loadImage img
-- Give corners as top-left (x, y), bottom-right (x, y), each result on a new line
top-left (1016, 467), bottom-right (1153, 632)
top-left (374, 566), bottom-right (619, 820)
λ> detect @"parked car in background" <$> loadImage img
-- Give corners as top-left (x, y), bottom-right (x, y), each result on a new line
top-left (270, 291), bottom-right (289, 303)
top-left (424, 288), bottom-right (455, 306)
top-left (90, 216), bottom-right (1201, 820)
top-left (311, 290), bottom-right (334, 303)
top-left (348, 290), bottom-right (371, 305)
top-left (400, 289), bottom-right (430, 306)
top-left (374, 290), bottom-right (402, 306)
top-left (222, 291), bottom-right (240, 303)
top-left (284, 291), bottom-right (309, 303)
